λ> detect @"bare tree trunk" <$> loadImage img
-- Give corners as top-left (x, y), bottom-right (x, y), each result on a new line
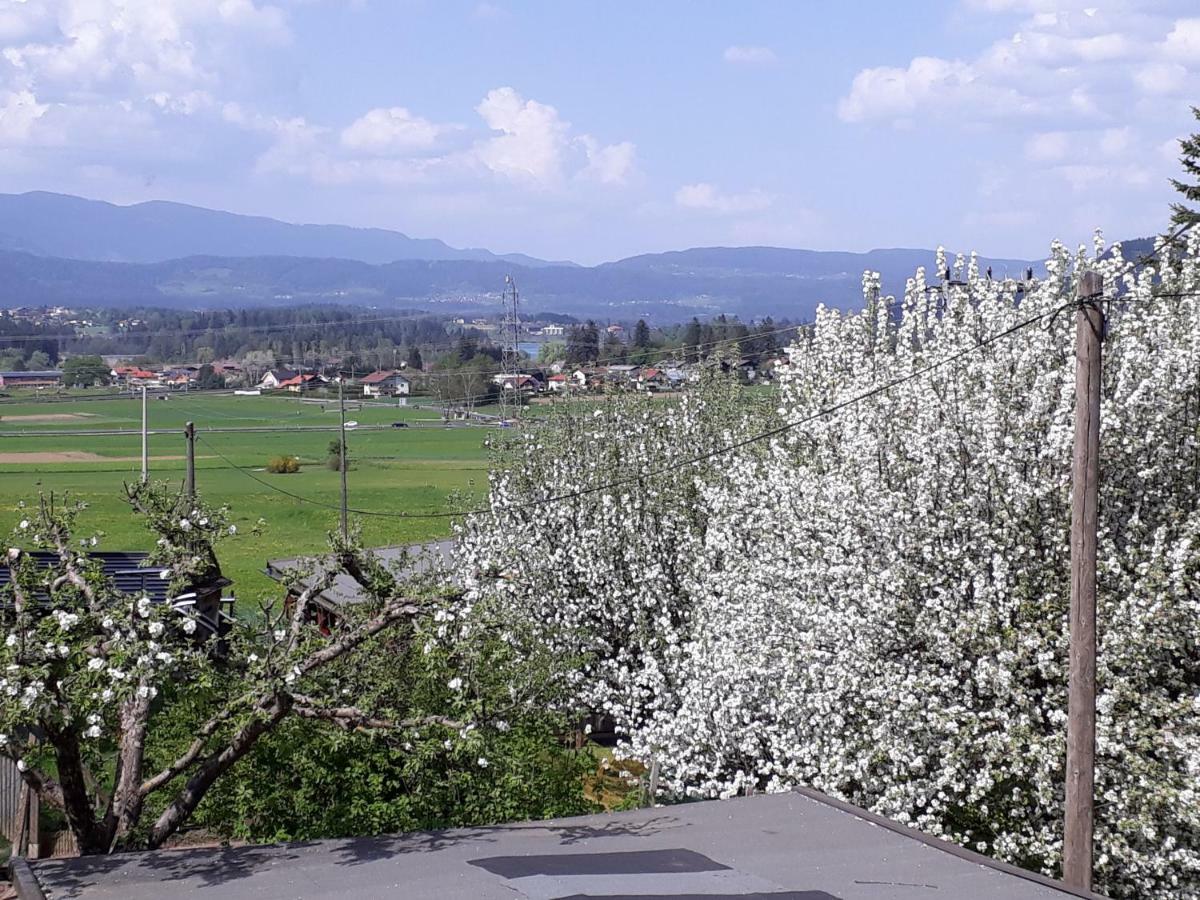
top-left (46, 726), bottom-right (104, 853)
top-left (100, 695), bottom-right (151, 850)
top-left (146, 695), bottom-right (291, 850)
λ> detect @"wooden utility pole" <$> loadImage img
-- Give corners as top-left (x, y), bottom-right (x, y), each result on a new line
top-left (183, 422), bottom-right (196, 501)
top-left (1064, 270), bottom-right (1103, 892)
top-left (338, 378), bottom-right (349, 541)
top-left (140, 385), bottom-right (148, 484)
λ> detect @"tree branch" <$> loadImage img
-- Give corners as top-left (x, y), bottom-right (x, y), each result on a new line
top-left (139, 701), bottom-right (246, 797)
top-left (289, 694), bottom-right (462, 732)
top-left (147, 694), bottom-right (292, 850)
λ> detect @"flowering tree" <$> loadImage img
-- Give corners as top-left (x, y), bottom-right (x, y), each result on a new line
top-left (457, 373), bottom-right (765, 742)
top-left (0, 483), bottom-right (461, 853)
top-left (461, 235), bottom-right (1200, 898)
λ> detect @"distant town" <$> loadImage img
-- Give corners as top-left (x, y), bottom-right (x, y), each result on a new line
top-left (0, 303), bottom-right (802, 414)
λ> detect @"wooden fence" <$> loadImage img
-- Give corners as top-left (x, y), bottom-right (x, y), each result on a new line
top-left (0, 756), bottom-right (78, 859)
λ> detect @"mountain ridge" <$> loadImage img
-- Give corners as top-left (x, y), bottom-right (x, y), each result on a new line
top-left (0, 191), bottom-right (577, 269)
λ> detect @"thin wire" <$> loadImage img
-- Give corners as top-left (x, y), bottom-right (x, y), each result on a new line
top-left (195, 433), bottom-right (453, 519)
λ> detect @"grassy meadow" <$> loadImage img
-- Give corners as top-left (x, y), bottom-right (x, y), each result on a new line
top-left (0, 391), bottom-right (492, 597)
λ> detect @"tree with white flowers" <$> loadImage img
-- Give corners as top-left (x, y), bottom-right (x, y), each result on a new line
top-left (0, 483), bottom-right (463, 853)
top-left (460, 234), bottom-right (1200, 899)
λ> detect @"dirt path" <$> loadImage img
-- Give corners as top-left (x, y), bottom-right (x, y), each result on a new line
top-left (0, 413), bottom-right (96, 424)
top-left (0, 452), bottom-right (207, 464)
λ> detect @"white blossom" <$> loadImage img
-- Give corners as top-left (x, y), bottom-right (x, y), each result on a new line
top-left (460, 237), bottom-right (1200, 899)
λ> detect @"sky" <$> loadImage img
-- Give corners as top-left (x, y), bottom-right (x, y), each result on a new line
top-left (0, 0), bottom-right (1197, 264)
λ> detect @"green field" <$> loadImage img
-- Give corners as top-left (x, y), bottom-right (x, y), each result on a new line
top-left (0, 392), bottom-right (492, 597)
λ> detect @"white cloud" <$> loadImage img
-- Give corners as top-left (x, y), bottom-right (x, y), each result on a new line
top-left (475, 87), bottom-right (570, 184)
top-left (253, 86), bottom-right (637, 198)
top-left (1164, 18), bottom-right (1200, 63)
top-left (340, 107), bottom-right (451, 154)
top-left (469, 86), bottom-right (634, 189)
top-left (1134, 61), bottom-right (1187, 95)
top-left (1025, 131), bottom-right (1069, 162)
top-left (579, 137), bottom-right (636, 185)
top-left (723, 45), bottom-right (777, 65)
top-left (0, 1), bottom-right (288, 94)
top-left (674, 183), bottom-right (773, 214)
top-left (839, 5), bottom-right (1200, 126)
top-left (0, 90), bottom-right (47, 144)
top-left (839, 56), bottom-right (1031, 124)
top-left (1100, 126), bottom-right (1131, 156)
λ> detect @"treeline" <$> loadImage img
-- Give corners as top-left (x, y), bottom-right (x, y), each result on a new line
top-left (562, 315), bottom-right (803, 366)
top-left (0, 305), bottom-right (453, 369)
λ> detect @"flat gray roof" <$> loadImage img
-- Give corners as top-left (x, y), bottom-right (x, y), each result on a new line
top-left (28, 789), bottom-right (1104, 899)
top-left (264, 540), bottom-right (456, 610)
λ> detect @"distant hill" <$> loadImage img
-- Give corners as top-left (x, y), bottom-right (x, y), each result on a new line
top-left (0, 244), bottom-right (1041, 321)
top-left (0, 191), bottom-right (575, 268)
top-left (0, 190), bottom-right (1052, 319)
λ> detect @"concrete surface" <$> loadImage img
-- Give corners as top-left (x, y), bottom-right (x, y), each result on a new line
top-left (28, 789), bottom-right (1104, 899)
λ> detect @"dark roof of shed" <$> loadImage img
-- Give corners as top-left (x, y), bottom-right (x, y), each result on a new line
top-left (0, 551), bottom-right (229, 605)
top-left (27, 788), bottom-right (1107, 899)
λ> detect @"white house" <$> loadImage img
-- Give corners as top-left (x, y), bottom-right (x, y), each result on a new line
top-left (359, 370), bottom-right (411, 397)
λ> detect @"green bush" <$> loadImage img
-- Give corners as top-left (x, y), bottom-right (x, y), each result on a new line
top-left (266, 456), bottom-right (300, 474)
top-left (175, 623), bottom-right (597, 843)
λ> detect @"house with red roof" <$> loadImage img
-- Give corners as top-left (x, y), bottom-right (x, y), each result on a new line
top-left (359, 370), bottom-right (411, 397)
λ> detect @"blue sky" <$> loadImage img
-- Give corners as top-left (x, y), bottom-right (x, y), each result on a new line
top-left (0, 1), bottom-right (1197, 263)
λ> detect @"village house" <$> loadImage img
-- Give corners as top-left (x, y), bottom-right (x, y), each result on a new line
top-left (257, 368), bottom-right (297, 390)
top-left (359, 370), bottom-right (412, 397)
top-left (636, 367), bottom-right (667, 391)
top-left (604, 363), bottom-right (640, 384)
top-left (111, 365), bottom-right (159, 387)
top-left (278, 373), bottom-right (327, 393)
top-left (492, 373), bottom-right (543, 393)
top-left (547, 373), bottom-right (571, 392)
top-left (160, 369), bottom-right (195, 389)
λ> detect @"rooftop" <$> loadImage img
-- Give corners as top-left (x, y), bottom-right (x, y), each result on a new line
top-left (359, 370), bottom-right (409, 384)
top-left (265, 540), bottom-right (455, 611)
top-left (23, 789), bottom-right (1104, 899)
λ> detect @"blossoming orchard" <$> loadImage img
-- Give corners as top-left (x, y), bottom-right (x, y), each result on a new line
top-left (0, 483), bottom-right (467, 854)
top-left (458, 233), bottom-right (1200, 899)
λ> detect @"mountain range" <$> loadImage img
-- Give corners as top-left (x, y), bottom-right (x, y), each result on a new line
top-left (0, 191), bottom-right (1042, 321)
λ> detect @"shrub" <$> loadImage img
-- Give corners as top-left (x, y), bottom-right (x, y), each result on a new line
top-left (266, 455), bottom-right (300, 474)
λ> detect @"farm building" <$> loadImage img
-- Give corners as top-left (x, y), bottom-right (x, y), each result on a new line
top-left (0, 371), bottom-right (62, 389)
